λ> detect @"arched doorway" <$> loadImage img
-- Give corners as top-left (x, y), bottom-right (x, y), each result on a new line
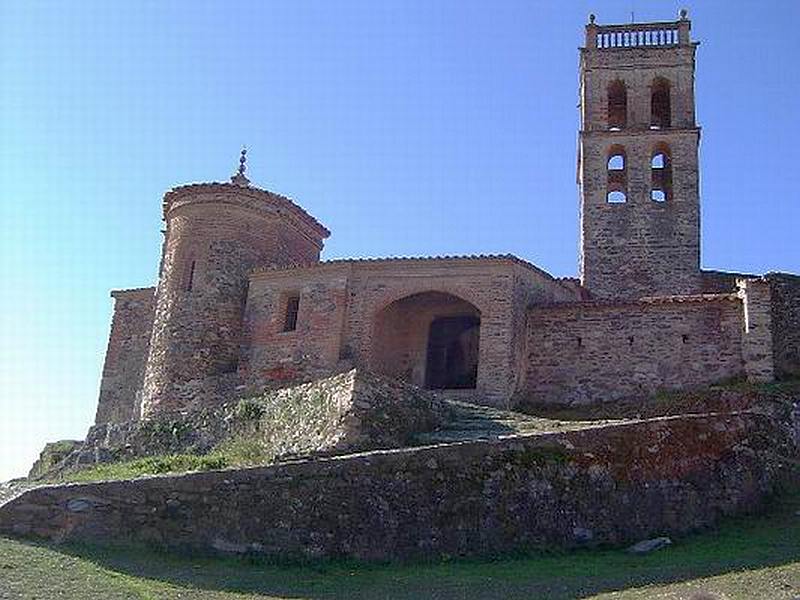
top-left (371, 291), bottom-right (481, 390)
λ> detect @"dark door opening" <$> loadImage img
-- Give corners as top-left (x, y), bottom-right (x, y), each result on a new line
top-left (425, 316), bottom-right (480, 389)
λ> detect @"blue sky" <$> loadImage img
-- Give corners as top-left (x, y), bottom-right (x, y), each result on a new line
top-left (1, 1), bottom-right (798, 481)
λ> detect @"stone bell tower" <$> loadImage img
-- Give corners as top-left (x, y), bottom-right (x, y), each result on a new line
top-left (578, 11), bottom-right (702, 299)
top-left (140, 150), bottom-right (330, 417)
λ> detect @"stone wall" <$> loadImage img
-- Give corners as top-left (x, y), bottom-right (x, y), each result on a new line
top-left (768, 273), bottom-right (800, 379)
top-left (522, 295), bottom-right (745, 406)
top-left (140, 183), bottom-right (328, 417)
top-left (737, 278), bottom-right (775, 383)
top-left (579, 25), bottom-right (702, 300)
top-left (39, 370), bottom-right (453, 480)
top-left (243, 256), bottom-right (577, 407)
top-left (95, 288), bottom-right (155, 424)
top-left (1, 411), bottom-right (790, 561)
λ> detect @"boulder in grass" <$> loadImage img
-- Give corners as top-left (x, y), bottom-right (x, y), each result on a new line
top-left (626, 536), bottom-right (672, 554)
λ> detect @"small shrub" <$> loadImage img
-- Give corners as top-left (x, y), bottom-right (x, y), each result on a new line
top-left (235, 398), bottom-right (266, 422)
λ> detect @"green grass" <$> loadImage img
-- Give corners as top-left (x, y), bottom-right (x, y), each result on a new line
top-left (2, 482), bottom-right (799, 599)
top-left (54, 434), bottom-right (280, 483)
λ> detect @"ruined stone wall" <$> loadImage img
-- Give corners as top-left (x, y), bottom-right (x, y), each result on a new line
top-left (140, 184), bottom-right (327, 417)
top-left (244, 257), bottom-right (574, 407)
top-left (768, 273), bottom-right (800, 379)
top-left (1, 412), bottom-right (788, 561)
top-left (522, 296), bottom-right (745, 406)
top-left (95, 288), bottom-right (155, 424)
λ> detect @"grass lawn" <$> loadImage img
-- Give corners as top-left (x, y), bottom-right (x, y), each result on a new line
top-left (2, 482), bottom-right (799, 600)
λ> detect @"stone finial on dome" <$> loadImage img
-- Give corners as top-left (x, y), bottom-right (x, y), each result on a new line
top-left (230, 146), bottom-right (250, 187)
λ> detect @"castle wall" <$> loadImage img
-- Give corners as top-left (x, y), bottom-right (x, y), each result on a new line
top-left (737, 278), bottom-right (774, 383)
top-left (140, 184), bottom-right (326, 417)
top-left (3, 412), bottom-right (788, 561)
top-left (243, 258), bottom-right (576, 407)
top-left (768, 273), bottom-right (800, 379)
top-left (521, 295), bottom-right (745, 406)
top-left (95, 288), bottom-right (155, 424)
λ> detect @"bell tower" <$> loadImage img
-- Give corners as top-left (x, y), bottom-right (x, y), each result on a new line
top-left (578, 11), bottom-right (701, 299)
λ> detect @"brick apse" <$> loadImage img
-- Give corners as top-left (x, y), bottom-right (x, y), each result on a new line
top-left (95, 14), bottom-right (799, 424)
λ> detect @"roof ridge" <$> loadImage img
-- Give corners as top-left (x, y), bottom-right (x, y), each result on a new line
top-left (249, 253), bottom-right (558, 279)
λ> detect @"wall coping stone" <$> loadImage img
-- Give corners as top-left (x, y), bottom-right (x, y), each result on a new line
top-left (530, 292), bottom-right (738, 311)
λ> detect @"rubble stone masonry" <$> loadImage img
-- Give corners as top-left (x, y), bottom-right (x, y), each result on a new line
top-left (768, 273), bottom-right (800, 378)
top-left (139, 183), bottom-right (328, 417)
top-left (579, 21), bottom-right (701, 300)
top-left (522, 295), bottom-right (745, 406)
top-left (1, 411), bottom-right (789, 561)
top-left (95, 287), bottom-right (155, 424)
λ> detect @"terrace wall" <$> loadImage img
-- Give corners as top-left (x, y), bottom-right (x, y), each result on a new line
top-left (0, 412), bottom-right (788, 561)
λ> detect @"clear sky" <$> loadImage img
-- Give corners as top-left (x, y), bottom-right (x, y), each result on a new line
top-left (1, 1), bottom-right (798, 481)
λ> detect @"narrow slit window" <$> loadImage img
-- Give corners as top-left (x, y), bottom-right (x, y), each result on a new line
top-left (185, 260), bottom-right (196, 291)
top-left (283, 294), bottom-right (300, 332)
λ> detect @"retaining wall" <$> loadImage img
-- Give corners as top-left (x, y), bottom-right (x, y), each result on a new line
top-left (0, 412), bottom-right (789, 561)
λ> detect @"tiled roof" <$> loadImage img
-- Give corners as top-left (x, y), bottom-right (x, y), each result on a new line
top-left (162, 182), bottom-right (330, 238)
top-left (250, 253), bottom-right (559, 281)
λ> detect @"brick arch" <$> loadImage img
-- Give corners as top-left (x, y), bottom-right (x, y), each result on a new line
top-left (367, 287), bottom-right (485, 390)
top-left (369, 282), bottom-right (487, 319)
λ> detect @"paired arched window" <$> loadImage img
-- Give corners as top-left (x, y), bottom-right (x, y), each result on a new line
top-left (606, 145), bottom-right (627, 203)
top-left (607, 80), bottom-right (627, 130)
top-left (651, 77), bottom-right (671, 129)
top-left (651, 144), bottom-right (672, 201)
